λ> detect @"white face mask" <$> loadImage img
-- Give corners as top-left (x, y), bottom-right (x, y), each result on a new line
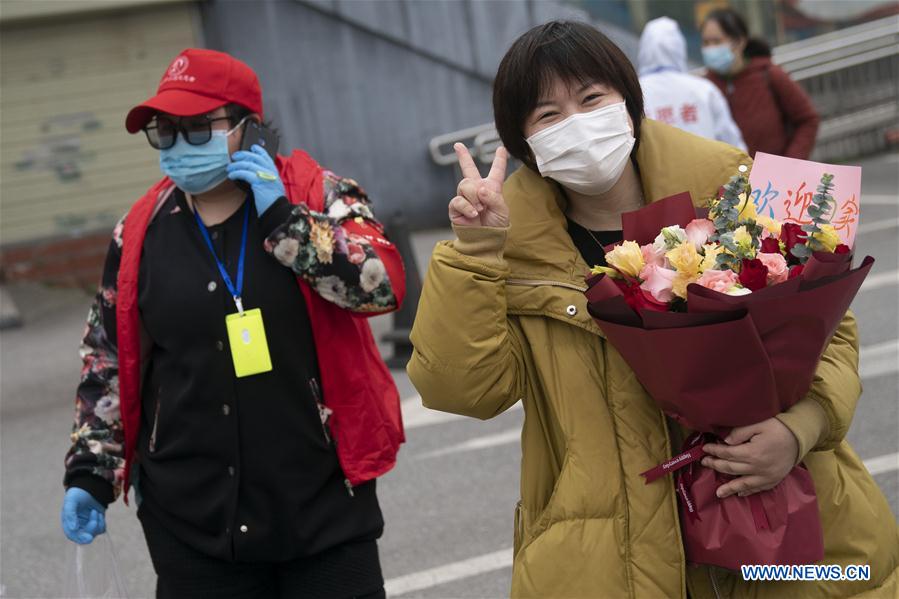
top-left (526, 101), bottom-right (635, 195)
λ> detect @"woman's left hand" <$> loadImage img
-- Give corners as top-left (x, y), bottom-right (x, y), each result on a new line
top-left (228, 145), bottom-right (286, 215)
top-left (701, 418), bottom-right (799, 498)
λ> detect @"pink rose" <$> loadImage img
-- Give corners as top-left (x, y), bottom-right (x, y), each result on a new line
top-left (695, 269), bottom-right (740, 293)
top-left (685, 218), bottom-right (716, 249)
top-left (756, 251), bottom-right (789, 284)
top-left (641, 243), bottom-right (666, 269)
top-left (639, 264), bottom-right (677, 303)
top-left (347, 242), bottom-right (366, 265)
top-left (112, 221), bottom-right (125, 248)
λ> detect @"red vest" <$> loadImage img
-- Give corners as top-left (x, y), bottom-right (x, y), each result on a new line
top-left (116, 150), bottom-right (405, 503)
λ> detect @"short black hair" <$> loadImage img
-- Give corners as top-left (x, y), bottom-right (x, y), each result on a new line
top-left (702, 8), bottom-right (771, 58)
top-left (225, 103), bottom-right (254, 127)
top-left (492, 21), bottom-right (644, 170)
top-left (225, 102), bottom-right (277, 135)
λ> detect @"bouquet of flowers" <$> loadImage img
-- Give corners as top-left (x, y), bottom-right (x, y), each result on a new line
top-left (584, 166), bottom-right (874, 569)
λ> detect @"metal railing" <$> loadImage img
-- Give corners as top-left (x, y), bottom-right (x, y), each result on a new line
top-left (772, 15), bottom-right (898, 81)
top-left (429, 15), bottom-right (899, 166)
top-left (774, 15), bottom-right (899, 161)
top-left (428, 123), bottom-right (501, 167)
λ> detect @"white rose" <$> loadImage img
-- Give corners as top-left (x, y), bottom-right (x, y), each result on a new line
top-left (315, 276), bottom-right (350, 307)
top-left (273, 238), bottom-right (300, 265)
top-left (327, 199), bottom-right (352, 220)
top-left (360, 259), bottom-right (387, 293)
top-left (94, 395), bottom-right (120, 424)
top-left (653, 225), bottom-right (688, 252)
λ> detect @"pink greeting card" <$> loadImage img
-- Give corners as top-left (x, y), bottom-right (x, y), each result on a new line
top-left (749, 152), bottom-right (862, 245)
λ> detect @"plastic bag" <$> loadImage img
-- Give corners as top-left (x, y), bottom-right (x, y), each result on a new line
top-left (64, 533), bottom-right (128, 599)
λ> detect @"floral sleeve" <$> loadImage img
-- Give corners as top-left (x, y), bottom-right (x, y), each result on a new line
top-left (63, 219), bottom-right (126, 505)
top-left (264, 171), bottom-right (403, 313)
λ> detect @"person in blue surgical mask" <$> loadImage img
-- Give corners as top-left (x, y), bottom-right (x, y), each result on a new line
top-left (60, 48), bottom-right (406, 599)
top-left (701, 7), bottom-right (819, 159)
top-left (638, 16), bottom-right (746, 150)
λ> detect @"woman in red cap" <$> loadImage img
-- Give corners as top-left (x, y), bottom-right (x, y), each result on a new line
top-left (60, 48), bottom-right (405, 599)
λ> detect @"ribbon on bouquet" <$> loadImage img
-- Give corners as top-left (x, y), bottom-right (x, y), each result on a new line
top-left (641, 432), bottom-right (770, 531)
top-left (748, 494), bottom-right (770, 530)
top-left (676, 459), bottom-right (702, 523)
top-left (640, 436), bottom-right (707, 484)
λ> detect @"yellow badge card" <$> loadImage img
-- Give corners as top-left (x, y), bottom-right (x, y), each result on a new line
top-left (225, 308), bottom-right (273, 377)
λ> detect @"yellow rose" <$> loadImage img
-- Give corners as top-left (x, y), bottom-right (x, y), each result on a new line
top-left (700, 243), bottom-right (724, 272)
top-left (672, 271), bottom-right (700, 299)
top-left (812, 224), bottom-right (841, 252)
top-left (310, 221), bottom-right (335, 264)
top-left (756, 215), bottom-right (782, 237)
top-left (666, 241), bottom-right (702, 276)
top-left (604, 240), bottom-right (644, 278)
top-left (590, 265), bottom-right (622, 279)
top-left (736, 194), bottom-right (758, 222)
top-left (733, 225), bottom-right (752, 249)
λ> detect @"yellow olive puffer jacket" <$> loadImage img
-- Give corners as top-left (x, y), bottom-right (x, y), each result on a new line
top-left (408, 120), bottom-right (898, 598)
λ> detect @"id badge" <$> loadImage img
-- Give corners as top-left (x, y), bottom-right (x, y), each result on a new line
top-left (225, 308), bottom-right (273, 377)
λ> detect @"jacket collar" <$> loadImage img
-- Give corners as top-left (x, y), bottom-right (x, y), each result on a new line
top-left (706, 56), bottom-right (772, 85)
top-left (500, 119), bottom-right (750, 328)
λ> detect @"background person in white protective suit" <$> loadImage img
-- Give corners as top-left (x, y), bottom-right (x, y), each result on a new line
top-left (638, 16), bottom-right (747, 151)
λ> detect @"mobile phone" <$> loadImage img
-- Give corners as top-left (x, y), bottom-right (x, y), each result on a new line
top-left (240, 120), bottom-right (279, 158)
top-left (235, 121), bottom-right (280, 191)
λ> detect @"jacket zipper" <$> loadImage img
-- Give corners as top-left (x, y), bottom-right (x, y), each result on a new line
top-left (309, 378), bottom-right (333, 445)
top-left (148, 397), bottom-right (160, 453)
top-left (514, 275), bottom-right (692, 597)
top-left (514, 500), bottom-right (524, 553)
top-left (309, 377), bottom-right (354, 498)
top-left (708, 567), bottom-right (724, 599)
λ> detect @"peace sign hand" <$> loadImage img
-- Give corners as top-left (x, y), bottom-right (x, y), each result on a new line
top-left (448, 143), bottom-right (510, 228)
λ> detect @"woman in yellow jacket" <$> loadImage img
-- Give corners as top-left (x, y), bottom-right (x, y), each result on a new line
top-left (408, 21), bottom-right (898, 599)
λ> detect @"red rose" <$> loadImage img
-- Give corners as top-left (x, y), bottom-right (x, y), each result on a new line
top-left (834, 244), bottom-right (851, 255)
top-left (614, 279), bottom-right (669, 314)
top-left (788, 264), bottom-right (804, 279)
top-left (739, 258), bottom-right (769, 291)
top-left (759, 237), bottom-right (782, 254)
top-left (780, 223), bottom-right (807, 263)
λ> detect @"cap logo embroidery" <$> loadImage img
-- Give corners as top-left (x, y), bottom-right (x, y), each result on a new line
top-left (169, 56), bottom-right (189, 76)
top-left (162, 55), bottom-right (196, 84)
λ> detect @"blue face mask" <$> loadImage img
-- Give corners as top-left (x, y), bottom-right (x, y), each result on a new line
top-left (159, 127), bottom-right (237, 194)
top-left (702, 44), bottom-right (736, 75)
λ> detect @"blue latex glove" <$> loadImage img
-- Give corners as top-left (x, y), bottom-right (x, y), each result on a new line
top-left (61, 487), bottom-right (107, 544)
top-left (227, 145), bottom-right (286, 215)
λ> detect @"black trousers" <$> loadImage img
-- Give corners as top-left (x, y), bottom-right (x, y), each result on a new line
top-left (139, 506), bottom-right (385, 599)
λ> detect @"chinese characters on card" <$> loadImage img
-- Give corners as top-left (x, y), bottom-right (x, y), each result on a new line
top-left (748, 152), bottom-right (862, 246)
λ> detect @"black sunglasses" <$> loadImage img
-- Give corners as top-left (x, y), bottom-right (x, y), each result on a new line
top-left (143, 115), bottom-right (237, 150)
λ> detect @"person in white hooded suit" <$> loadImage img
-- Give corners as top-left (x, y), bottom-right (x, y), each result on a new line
top-left (638, 16), bottom-right (747, 151)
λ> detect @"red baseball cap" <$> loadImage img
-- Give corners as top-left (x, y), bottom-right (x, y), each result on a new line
top-left (125, 48), bottom-right (263, 133)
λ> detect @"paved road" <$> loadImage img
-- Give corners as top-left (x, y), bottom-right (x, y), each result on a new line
top-left (1, 152), bottom-right (896, 598)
